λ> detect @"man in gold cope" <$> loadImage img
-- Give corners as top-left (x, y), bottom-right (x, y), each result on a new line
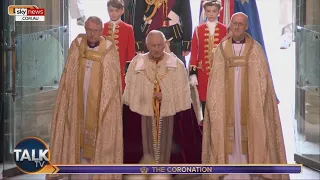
top-left (47, 16), bottom-right (122, 180)
top-left (123, 30), bottom-right (202, 168)
top-left (202, 13), bottom-right (289, 180)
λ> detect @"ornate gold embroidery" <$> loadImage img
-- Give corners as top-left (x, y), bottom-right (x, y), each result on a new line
top-left (144, 0), bottom-right (168, 22)
top-left (202, 34), bottom-right (289, 180)
top-left (142, 58), bottom-right (169, 163)
top-left (77, 36), bottom-right (111, 161)
top-left (204, 24), bottom-right (217, 71)
top-left (173, 25), bottom-right (180, 38)
top-left (152, 73), bottom-right (162, 163)
top-left (221, 36), bottom-right (254, 155)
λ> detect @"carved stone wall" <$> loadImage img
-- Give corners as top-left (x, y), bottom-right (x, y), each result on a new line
top-left (14, 0), bottom-right (68, 35)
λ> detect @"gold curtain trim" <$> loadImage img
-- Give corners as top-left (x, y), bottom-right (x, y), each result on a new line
top-left (144, 0), bottom-right (168, 22)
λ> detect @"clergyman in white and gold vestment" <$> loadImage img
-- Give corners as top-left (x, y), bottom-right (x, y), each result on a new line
top-left (46, 16), bottom-right (123, 180)
top-left (123, 30), bottom-right (202, 179)
top-left (202, 13), bottom-right (289, 180)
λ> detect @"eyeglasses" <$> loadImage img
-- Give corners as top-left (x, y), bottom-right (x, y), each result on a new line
top-left (231, 22), bottom-right (246, 28)
top-left (85, 28), bottom-right (101, 34)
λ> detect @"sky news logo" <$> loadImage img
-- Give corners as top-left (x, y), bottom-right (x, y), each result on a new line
top-left (8, 5), bottom-right (45, 22)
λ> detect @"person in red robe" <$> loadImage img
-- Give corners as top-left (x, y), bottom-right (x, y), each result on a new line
top-left (189, 0), bottom-right (227, 116)
top-left (102, 0), bottom-right (136, 91)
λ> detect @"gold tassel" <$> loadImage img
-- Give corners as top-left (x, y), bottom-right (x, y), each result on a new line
top-left (152, 72), bottom-right (160, 145)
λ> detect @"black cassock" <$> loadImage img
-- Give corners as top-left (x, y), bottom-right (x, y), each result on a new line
top-left (132, 0), bottom-right (192, 66)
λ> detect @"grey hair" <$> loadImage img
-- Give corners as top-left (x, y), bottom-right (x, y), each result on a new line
top-left (231, 12), bottom-right (248, 24)
top-left (85, 16), bottom-right (103, 27)
top-left (146, 30), bottom-right (166, 44)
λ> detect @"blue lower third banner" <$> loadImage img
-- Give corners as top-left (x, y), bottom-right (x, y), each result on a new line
top-left (39, 165), bottom-right (302, 174)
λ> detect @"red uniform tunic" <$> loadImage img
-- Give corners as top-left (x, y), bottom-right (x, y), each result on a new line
top-left (189, 22), bottom-right (227, 102)
top-left (102, 20), bottom-right (136, 91)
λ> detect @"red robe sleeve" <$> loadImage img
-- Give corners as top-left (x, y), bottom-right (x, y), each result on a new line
top-left (189, 27), bottom-right (199, 76)
top-left (127, 25), bottom-right (136, 62)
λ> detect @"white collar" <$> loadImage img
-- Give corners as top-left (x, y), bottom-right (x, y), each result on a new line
top-left (135, 53), bottom-right (177, 71)
top-left (110, 19), bottom-right (121, 24)
top-left (206, 20), bottom-right (218, 25)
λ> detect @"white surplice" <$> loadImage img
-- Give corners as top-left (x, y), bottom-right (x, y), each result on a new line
top-left (69, 40), bottom-right (101, 180)
top-left (222, 41), bottom-right (252, 180)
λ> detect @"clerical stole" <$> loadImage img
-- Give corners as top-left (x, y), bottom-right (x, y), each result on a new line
top-left (77, 37), bottom-right (107, 160)
top-left (221, 37), bottom-right (253, 160)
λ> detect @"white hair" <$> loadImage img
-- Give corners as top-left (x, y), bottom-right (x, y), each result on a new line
top-left (231, 12), bottom-right (248, 24)
top-left (85, 16), bottom-right (103, 27)
top-left (145, 30), bottom-right (166, 44)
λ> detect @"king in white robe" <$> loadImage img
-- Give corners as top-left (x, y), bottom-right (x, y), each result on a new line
top-left (123, 52), bottom-right (202, 179)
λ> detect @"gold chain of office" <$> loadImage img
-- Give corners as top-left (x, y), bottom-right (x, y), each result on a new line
top-left (145, 0), bottom-right (164, 6)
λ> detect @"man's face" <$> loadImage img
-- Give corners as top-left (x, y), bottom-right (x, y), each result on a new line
top-left (108, 7), bottom-right (124, 21)
top-left (230, 15), bottom-right (248, 39)
top-left (204, 5), bottom-right (220, 22)
top-left (146, 34), bottom-right (165, 59)
top-left (85, 21), bottom-right (102, 44)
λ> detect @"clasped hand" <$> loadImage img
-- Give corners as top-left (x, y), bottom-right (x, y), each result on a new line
top-left (154, 92), bottom-right (162, 101)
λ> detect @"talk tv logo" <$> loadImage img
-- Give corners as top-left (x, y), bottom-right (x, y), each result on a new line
top-left (14, 137), bottom-right (50, 173)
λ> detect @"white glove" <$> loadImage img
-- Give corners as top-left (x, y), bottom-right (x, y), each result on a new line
top-left (190, 74), bottom-right (198, 86)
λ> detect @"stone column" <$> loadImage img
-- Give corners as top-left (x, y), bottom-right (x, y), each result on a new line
top-left (279, 0), bottom-right (293, 48)
top-left (279, 0), bottom-right (293, 26)
top-left (306, 0), bottom-right (320, 25)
